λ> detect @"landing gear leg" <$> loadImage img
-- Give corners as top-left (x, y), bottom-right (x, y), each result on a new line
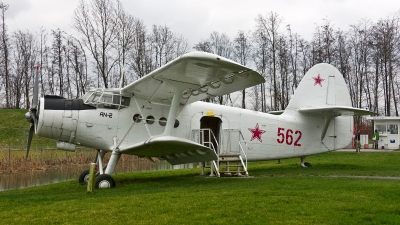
top-left (78, 149), bottom-right (107, 185)
top-left (95, 150), bottom-right (121, 188)
top-left (300, 157), bottom-right (312, 168)
top-left (200, 162), bottom-right (205, 176)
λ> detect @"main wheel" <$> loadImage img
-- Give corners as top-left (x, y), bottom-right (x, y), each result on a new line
top-left (78, 170), bottom-right (90, 185)
top-left (301, 162), bottom-right (312, 168)
top-left (95, 174), bottom-right (115, 188)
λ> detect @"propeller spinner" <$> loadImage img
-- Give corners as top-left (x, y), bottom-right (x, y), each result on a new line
top-left (25, 65), bottom-right (40, 160)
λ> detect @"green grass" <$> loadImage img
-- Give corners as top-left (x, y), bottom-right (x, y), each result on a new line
top-left (1, 152), bottom-right (400, 224)
top-left (0, 109), bottom-right (55, 147)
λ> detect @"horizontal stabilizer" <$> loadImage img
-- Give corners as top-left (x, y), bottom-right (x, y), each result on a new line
top-left (119, 136), bottom-right (217, 165)
top-left (299, 106), bottom-right (376, 141)
top-left (298, 106), bottom-right (377, 117)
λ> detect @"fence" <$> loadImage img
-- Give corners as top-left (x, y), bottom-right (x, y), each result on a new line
top-left (0, 145), bottom-right (158, 174)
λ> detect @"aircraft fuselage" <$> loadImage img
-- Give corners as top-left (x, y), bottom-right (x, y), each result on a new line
top-left (36, 94), bottom-right (353, 161)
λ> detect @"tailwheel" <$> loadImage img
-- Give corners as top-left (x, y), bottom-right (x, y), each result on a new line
top-left (95, 174), bottom-right (115, 188)
top-left (78, 170), bottom-right (90, 185)
top-left (300, 157), bottom-right (312, 168)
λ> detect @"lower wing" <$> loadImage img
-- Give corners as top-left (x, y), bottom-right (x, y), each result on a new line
top-left (119, 136), bottom-right (217, 165)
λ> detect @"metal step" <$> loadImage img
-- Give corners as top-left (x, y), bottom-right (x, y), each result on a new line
top-left (219, 158), bottom-right (240, 162)
top-left (219, 153), bottom-right (241, 157)
top-left (219, 171), bottom-right (246, 174)
top-left (218, 164), bottom-right (245, 168)
top-left (219, 156), bottom-right (241, 162)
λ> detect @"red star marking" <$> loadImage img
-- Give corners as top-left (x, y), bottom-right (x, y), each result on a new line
top-left (312, 74), bottom-right (325, 87)
top-left (248, 123), bottom-right (266, 142)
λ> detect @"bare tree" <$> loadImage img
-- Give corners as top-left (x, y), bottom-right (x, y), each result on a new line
top-left (371, 14), bottom-right (400, 116)
top-left (276, 34), bottom-right (290, 109)
top-left (0, 2), bottom-right (10, 108)
top-left (252, 28), bottom-right (269, 112)
top-left (173, 34), bottom-right (188, 58)
top-left (286, 25), bottom-right (304, 92)
top-left (11, 30), bottom-right (36, 109)
top-left (114, 2), bottom-right (135, 87)
top-left (129, 19), bottom-right (151, 80)
top-left (193, 39), bottom-right (212, 52)
top-left (233, 30), bottom-right (252, 108)
top-left (151, 24), bottom-right (176, 67)
top-left (51, 29), bottom-right (65, 96)
top-left (37, 27), bottom-right (49, 97)
top-left (348, 20), bottom-right (373, 112)
top-left (73, 0), bottom-right (119, 88)
top-left (255, 12), bottom-right (283, 111)
top-left (64, 31), bottom-right (89, 97)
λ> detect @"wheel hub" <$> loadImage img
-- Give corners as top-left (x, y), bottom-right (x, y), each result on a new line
top-left (98, 180), bottom-right (111, 188)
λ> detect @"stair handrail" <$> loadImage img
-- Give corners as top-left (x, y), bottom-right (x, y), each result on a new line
top-left (238, 130), bottom-right (248, 172)
top-left (191, 128), bottom-right (220, 176)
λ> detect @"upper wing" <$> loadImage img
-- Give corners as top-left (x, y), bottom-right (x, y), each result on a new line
top-left (121, 51), bottom-right (265, 105)
top-left (298, 106), bottom-right (377, 116)
top-left (119, 136), bottom-right (217, 165)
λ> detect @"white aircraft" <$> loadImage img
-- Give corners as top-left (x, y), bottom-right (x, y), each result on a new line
top-left (25, 51), bottom-right (373, 188)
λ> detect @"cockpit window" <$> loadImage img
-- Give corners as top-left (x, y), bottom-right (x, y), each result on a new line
top-left (86, 92), bottom-right (101, 104)
top-left (82, 91), bottom-right (94, 102)
top-left (82, 89), bottom-right (130, 109)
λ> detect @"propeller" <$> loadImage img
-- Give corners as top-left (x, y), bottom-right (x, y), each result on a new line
top-left (25, 65), bottom-right (40, 160)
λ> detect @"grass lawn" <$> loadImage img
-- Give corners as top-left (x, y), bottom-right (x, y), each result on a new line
top-left (0, 109), bottom-right (56, 147)
top-left (0, 151), bottom-right (400, 224)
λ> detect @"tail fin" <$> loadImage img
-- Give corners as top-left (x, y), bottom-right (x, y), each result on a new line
top-left (285, 63), bottom-right (351, 111)
top-left (282, 63), bottom-right (375, 150)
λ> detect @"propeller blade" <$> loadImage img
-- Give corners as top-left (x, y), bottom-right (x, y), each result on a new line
top-left (32, 65), bottom-right (39, 110)
top-left (26, 124), bottom-right (34, 160)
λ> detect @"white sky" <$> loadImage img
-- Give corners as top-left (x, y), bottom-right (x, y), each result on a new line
top-left (3, 0), bottom-right (400, 48)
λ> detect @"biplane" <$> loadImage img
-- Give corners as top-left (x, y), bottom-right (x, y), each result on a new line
top-left (24, 51), bottom-right (373, 188)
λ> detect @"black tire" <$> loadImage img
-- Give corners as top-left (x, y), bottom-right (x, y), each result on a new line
top-left (95, 174), bottom-right (115, 188)
top-left (303, 162), bottom-right (312, 168)
top-left (78, 170), bottom-right (90, 185)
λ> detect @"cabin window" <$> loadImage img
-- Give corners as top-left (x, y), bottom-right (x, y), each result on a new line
top-left (133, 114), bottom-right (142, 123)
top-left (146, 115), bottom-right (155, 125)
top-left (174, 119), bottom-right (179, 128)
top-left (159, 117), bottom-right (167, 126)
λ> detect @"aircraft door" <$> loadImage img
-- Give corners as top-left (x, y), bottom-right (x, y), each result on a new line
top-left (200, 116), bottom-right (222, 153)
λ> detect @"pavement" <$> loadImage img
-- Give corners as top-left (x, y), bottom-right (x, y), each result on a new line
top-left (336, 148), bottom-right (395, 152)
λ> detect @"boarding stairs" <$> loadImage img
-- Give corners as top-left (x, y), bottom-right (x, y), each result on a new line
top-left (191, 128), bottom-right (248, 177)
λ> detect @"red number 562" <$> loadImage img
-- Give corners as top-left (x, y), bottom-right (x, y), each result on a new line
top-left (277, 127), bottom-right (302, 146)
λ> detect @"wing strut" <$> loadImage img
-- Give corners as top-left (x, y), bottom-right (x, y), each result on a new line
top-left (133, 96), bottom-right (152, 137)
top-left (163, 84), bottom-right (185, 136)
